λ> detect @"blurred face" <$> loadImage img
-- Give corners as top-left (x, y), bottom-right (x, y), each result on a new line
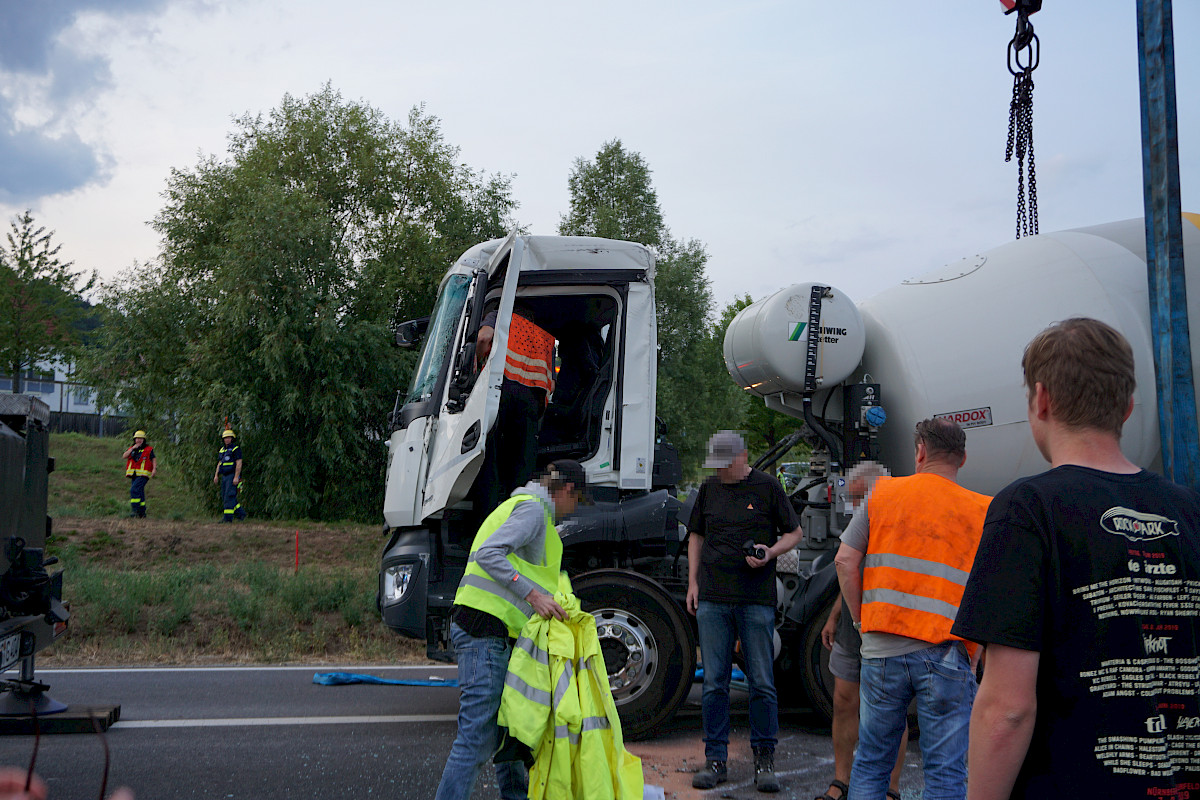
top-left (223, 436), bottom-right (234, 445)
top-left (552, 484), bottom-right (580, 520)
top-left (716, 450), bottom-right (749, 484)
top-left (848, 478), bottom-right (868, 506)
top-left (134, 437), bottom-right (145, 446)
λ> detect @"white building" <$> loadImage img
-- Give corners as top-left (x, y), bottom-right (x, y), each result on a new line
top-left (1, 362), bottom-right (123, 435)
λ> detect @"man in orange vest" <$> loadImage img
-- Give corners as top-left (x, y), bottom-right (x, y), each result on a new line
top-left (472, 301), bottom-right (556, 518)
top-left (834, 418), bottom-right (990, 800)
top-left (122, 429), bottom-right (157, 518)
top-left (818, 460), bottom-right (908, 800)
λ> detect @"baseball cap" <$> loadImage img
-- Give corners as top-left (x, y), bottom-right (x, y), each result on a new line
top-left (548, 459), bottom-right (591, 502)
top-left (704, 430), bottom-right (746, 469)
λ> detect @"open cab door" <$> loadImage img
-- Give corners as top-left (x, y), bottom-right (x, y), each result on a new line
top-left (418, 234), bottom-right (524, 520)
top-left (382, 232), bottom-right (520, 527)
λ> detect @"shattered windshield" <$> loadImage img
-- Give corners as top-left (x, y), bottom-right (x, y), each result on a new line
top-left (404, 274), bottom-right (471, 405)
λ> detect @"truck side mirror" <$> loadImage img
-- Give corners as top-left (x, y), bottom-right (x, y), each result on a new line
top-left (395, 317), bottom-right (429, 349)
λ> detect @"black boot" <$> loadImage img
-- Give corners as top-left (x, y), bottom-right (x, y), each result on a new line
top-left (692, 760), bottom-right (727, 789)
top-left (753, 747), bottom-right (779, 793)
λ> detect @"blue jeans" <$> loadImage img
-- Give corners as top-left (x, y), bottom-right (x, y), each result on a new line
top-left (696, 600), bottom-right (778, 761)
top-left (851, 642), bottom-right (977, 800)
top-left (433, 623), bottom-right (528, 800)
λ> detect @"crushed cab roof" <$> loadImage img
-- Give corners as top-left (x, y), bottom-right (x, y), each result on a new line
top-left (449, 234), bottom-right (655, 279)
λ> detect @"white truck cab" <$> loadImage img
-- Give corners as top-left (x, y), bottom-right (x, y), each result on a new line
top-left (378, 235), bottom-right (694, 737)
top-left (383, 234), bottom-right (665, 528)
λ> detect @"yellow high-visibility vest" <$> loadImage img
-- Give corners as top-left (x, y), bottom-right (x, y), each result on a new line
top-left (500, 576), bottom-right (643, 800)
top-left (453, 494), bottom-right (562, 638)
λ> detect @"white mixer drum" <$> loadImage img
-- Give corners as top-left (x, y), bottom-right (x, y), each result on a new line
top-left (724, 283), bottom-right (866, 397)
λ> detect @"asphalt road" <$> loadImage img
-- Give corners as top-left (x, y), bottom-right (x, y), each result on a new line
top-left (0, 666), bottom-right (928, 800)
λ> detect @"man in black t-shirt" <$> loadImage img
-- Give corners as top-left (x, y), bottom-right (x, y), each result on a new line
top-left (686, 431), bottom-right (804, 794)
top-left (952, 318), bottom-right (1200, 800)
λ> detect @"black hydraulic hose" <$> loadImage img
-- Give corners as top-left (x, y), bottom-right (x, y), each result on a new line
top-left (803, 393), bottom-right (843, 473)
top-left (798, 477), bottom-right (825, 495)
top-left (820, 385), bottom-right (835, 421)
top-left (787, 477), bottom-right (829, 514)
top-left (752, 430), bottom-right (804, 471)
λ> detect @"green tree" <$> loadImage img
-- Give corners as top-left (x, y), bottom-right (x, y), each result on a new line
top-left (80, 86), bottom-right (517, 520)
top-left (0, 211), bottom-right (97, 392)
top-left (560, 141), bottom-right (664, 247)
top-left (560, 140), bottom-right (741, 476)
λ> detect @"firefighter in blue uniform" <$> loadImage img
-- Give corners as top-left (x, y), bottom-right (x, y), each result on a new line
top-left (212, 429), bottom-right (246, 523)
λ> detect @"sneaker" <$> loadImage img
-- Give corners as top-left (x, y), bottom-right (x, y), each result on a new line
top-left (753, 747), bottom-right (779, 793)
top-left (692, 760), bottom-right (727, 790)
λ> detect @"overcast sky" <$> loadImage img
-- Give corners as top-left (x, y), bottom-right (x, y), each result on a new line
top-left (1, 0), bottom-right (1196, 312)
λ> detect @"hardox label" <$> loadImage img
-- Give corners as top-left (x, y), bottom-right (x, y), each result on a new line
top-left (934, 407), bottom-right (993, 429)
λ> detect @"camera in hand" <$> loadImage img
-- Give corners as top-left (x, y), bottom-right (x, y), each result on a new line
top-left (742, 539), bottom-right (767, 560)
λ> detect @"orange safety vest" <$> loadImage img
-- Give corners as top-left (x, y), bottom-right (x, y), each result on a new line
top-left (126, 445), bottom-right (155, 477)
top-left (861, 473), bottom-right (991, 657)
top-left (504, 313), bottom-right (555, 396)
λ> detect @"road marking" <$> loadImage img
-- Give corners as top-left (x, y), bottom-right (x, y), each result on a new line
top-left (117, 714), bottom-right (458, 728)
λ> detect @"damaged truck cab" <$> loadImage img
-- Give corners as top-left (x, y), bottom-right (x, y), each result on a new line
top-left (378, 235), bottom-right (696, 736)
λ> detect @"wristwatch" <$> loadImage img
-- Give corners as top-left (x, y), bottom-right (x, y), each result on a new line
top-left (852, 620), bottom-right (862, 631)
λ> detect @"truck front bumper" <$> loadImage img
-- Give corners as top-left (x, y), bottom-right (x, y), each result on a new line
top-left (377, 528), bottom-right (430, 639)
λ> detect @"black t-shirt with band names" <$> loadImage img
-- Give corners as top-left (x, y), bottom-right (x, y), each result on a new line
top-left (688, 468), bottom-right (800, 606)
top-left (952, 466), bottom-right (1200, 799)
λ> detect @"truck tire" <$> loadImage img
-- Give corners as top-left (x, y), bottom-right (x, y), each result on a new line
top-left (799, 597), bottom-right (836, 720)
top-left (574, 571), bottom-right (696, 740)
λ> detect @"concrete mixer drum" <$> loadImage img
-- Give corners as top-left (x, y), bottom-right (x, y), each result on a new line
top-left (723, 283), bottom-right (866, 398)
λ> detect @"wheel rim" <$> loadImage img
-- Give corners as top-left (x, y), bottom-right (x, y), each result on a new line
top-left (592, 607), bottom-right (659, 705)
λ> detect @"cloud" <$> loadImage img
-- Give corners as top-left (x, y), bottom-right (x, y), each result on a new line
top-left (0, 0), bottom-right (165, 72)
top-left (0, 98), bottom-right (106, 204)
top-left (0, 0), bottom-right (171, 202)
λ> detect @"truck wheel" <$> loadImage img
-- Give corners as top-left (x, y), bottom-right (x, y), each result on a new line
top-left (799, 598), bottom-right (836, 720)
top-left (574, 571), bottom-right (696, 740)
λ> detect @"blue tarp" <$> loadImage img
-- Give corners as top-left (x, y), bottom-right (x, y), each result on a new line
top-left (313, 672), bottom-right (458, 687)
top-left (315, 666), bottom-right (746, 689)
top-left (694, 666), bottom-right (746, 683)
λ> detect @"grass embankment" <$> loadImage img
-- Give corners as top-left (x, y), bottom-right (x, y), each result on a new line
top-left (41, 433), bottom-right (426, 666)
top-left (48, 432), bottom-right (206, 520)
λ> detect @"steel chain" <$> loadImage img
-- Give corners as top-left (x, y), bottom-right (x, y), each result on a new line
top-left (1005, 14), bottom-right (1039, 239)
top-left (1006, 70), bottom-right (1037, 238)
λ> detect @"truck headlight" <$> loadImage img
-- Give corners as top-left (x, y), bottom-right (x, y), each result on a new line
top-left (382, 563), bottom-right (415, 604)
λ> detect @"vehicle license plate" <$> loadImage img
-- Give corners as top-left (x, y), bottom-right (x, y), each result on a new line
top-left (0, 633), bottom-right (20, 673)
